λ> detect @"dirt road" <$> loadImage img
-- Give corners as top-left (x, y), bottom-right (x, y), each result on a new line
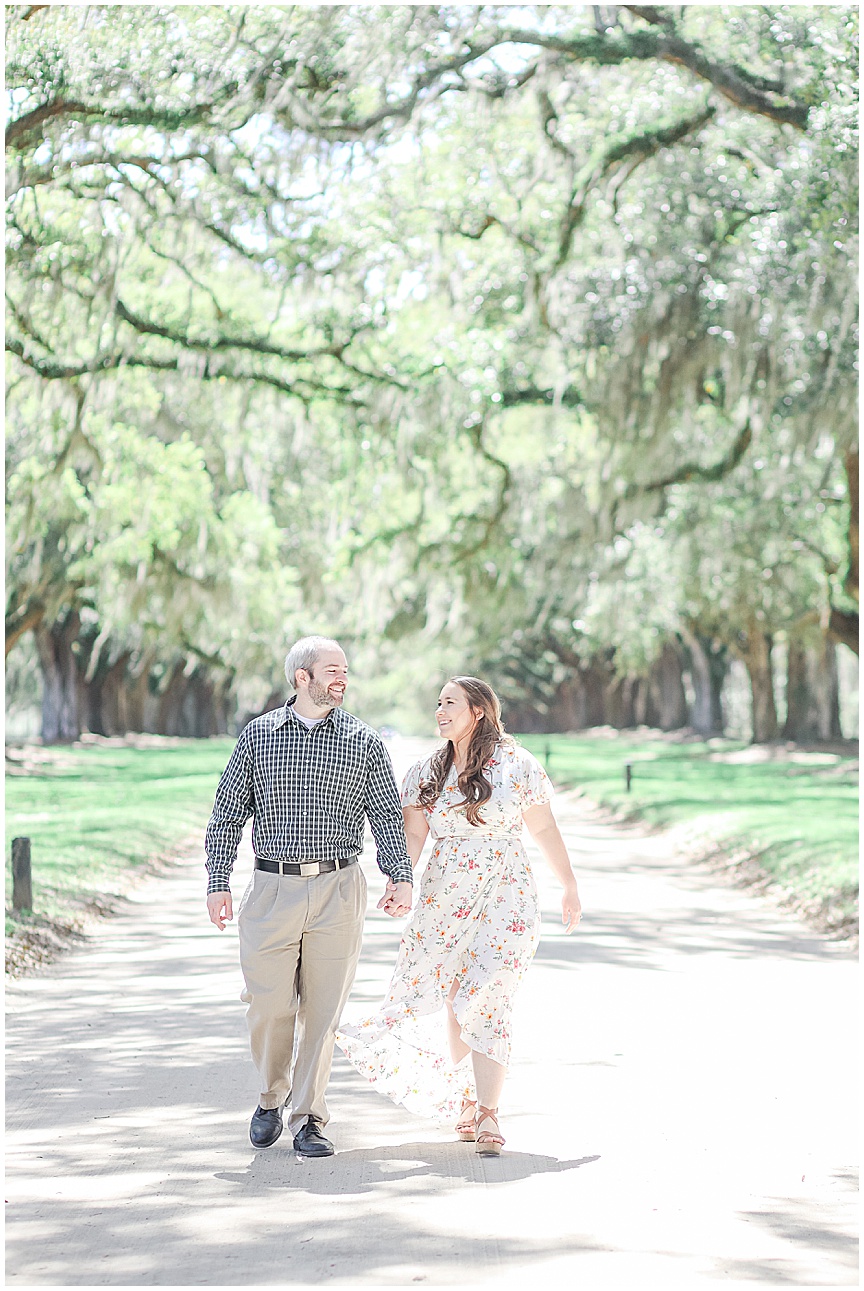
top-left (5, 736), bottom-right (857, 1286)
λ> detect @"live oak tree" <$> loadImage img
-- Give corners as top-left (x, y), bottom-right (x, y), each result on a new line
top-left (342, 4), bottom-right (857, 731)
top-left (5, 4), bottom-right (858, 739)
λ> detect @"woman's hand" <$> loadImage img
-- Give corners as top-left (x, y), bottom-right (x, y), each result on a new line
top-left (378, 880), bottom-right (413, 918)
top-left (562, 880), bottom-right (582, 934)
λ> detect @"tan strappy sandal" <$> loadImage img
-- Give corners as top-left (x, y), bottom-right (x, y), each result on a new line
top-left (475, 1105), bottom-right (504, 1156)
top-left (455, 1097), bottom-right (477, 1142)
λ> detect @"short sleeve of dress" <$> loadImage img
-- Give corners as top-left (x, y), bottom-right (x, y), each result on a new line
top-left (400, 759), bottom-right (425, 808)
top-left (517, 748), bottom-right (554, 809)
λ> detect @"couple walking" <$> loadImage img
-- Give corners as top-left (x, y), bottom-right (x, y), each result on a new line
top-left (206, 636), bottom-right (581, 1158)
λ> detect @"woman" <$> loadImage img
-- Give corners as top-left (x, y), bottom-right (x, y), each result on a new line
top-left (336, 676), bottom-right (582, 1155)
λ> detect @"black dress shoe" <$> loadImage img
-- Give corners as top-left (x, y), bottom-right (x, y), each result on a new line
top-left (250, 1104), bottom-right (284, 1148)
top-left (292, 1116), bottom-right (334, 1157)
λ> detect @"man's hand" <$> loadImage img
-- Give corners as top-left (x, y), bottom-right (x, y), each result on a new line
top-left (207, 891), bottom-right (233, 930)
top-left (377, 880), bottom-right (412, 918)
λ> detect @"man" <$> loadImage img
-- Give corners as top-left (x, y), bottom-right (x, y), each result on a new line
top-left (205, 635), bottom-right (413, 1157)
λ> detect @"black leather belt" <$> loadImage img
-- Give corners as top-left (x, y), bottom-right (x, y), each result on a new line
top-left (255, 855), bottom-right (359, 877)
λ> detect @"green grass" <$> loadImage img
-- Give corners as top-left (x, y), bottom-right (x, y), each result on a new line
top-left (5, 731), bottom-right (858, 953)
top-left (5, 739), bottom-right (235, 937)
top-left (519, 731), bottom-right (859, 929)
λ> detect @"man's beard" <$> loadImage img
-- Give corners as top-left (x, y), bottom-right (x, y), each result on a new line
top-left (308, 677), bottom-right (344, 709)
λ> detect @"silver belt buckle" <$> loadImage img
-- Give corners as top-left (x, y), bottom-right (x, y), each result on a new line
top-left (297, 860), bottom-right (320, 877)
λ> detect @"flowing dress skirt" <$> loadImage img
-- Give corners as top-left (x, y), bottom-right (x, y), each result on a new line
top-left (336, 831), bottom-right (539, 1122)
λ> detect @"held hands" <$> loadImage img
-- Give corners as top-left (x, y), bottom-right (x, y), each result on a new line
top-left (562, 881), bottom-right (582, 934)
top-left (377, 880), bottom-right (413, 919)
top-left (207, 891), bottom-right (233, 930)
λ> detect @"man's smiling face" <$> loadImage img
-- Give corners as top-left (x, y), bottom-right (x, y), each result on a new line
top-left (302, 646), bottom-right (348, 709)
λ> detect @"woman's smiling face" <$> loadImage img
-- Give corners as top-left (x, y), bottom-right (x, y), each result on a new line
top-left (436, 681), bottom-right (482, 744)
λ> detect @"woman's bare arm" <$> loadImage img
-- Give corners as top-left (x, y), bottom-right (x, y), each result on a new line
top-left (402, 805), bottom-right (429, 869)
top-left (523, 801), bottom-right (582, 933)
top-left (378, 806), bottom-right (429, 914)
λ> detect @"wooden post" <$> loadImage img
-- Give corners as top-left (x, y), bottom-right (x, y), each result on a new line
top-left (11, 837), bottom-right (33, 912)
top-left (625, 762), bottom-right (632, 792)
top-left (544, 741), bottom-right (552, 769)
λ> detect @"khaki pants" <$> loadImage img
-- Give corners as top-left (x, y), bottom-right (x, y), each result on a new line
top-left (238, 864), bottom-right (366, 1133)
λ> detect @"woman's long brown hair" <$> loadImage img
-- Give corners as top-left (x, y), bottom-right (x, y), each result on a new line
top-left (417, 676), bottom-right (511, 825)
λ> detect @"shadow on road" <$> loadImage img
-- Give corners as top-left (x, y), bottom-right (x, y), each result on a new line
top-left (714, 1179), bottom-right (860, 1284)
top-left (216, 1143), bottom-right (601, 1193)
top-left (6, 795), bottom-right (857, 1287)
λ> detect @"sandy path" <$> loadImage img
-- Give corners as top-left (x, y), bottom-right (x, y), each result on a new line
top-left (5, 736), bottom-right (857, 1287)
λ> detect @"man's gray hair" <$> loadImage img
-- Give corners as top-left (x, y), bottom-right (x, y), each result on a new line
top-left (283, 635), bottom-right (342, 690)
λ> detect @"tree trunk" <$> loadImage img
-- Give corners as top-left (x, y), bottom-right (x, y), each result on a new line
top-left (828, 449), bottom-right (859, 654)
top-left (154, 664), bottom-right (234, 737)
top-left (739, 628), bottom-right (778, 743)
top-left (608, 673), bottom-right (647, 728)
top-left (188, 670), bottom-right (216, 737)
top-left (604, 674), bottom-right (633, 727)
top-left (85, 649), bottom-right (132, 736)
top-left (680, 627), bottom-right (727, 734)
top-left (844, 446), bottom-right (858, 606)
top-left (632, 675), bottom-right (649, 727)
top-left (239, 688), bottom-right (285, 728)
top-left (784, 633), bottom-right (842, 741)
top-left (117, 659), bottom-right (153, 733)
top-left (581, 661), bottom-right (613, 726)
top-left (35, 611), bottom-right (82, 742)
top-left (502, 701), bottom-right (545, 733)
top-left (647, 641), bottom-right (688, 730)
top-left (156, 661), bottom-right (189, 734)
top-left (211, 673), bottom-right (234, 734)
top-left (827, 606), bottom-right (858, 655)
top-left (543, 677), bottom-right (583, 731)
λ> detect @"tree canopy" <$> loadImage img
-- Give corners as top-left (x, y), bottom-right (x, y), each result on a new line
top-left (5, 4), bottom-right (858, 741)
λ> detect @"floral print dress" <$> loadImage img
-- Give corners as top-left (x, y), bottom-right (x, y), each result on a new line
top-left (336, 741), bottom-right (553, 1122)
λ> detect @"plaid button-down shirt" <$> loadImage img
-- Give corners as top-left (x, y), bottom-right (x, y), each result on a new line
top-left (204, 698), bottom-right (412, 894)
